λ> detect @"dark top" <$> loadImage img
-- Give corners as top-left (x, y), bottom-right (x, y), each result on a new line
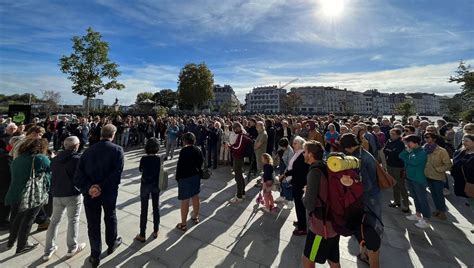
top-left (0, 150), bottom-right (12, 201)
top-left (207, 127), bottom-right (219, 146)
top-left (262, 164), bottom-right (274, 182)
top-left (452, 149), bottom-right (474, 197)
top-left (266, 127), bottom-right (275, 154)
top-left (383, 138), bottom-right (405, 167)
top-left (51, 149), bottom-right (81, 197)
top-left (284, 153), bottom-right (309, 189)
top-left (175, 145), bottom-right (203, 180)
top-left (73, 140), bottom-right (124, 196)
top-left (139, 155), bottom-right (161, 185)
top-left (246, 126), bottom-right (258, 140)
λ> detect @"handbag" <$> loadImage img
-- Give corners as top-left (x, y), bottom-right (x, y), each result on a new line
top-left (19, 155), bottom-right (49, 212)
top-left (201, 167), bottom-right (212, 180)
top-left (462, 167), bottom-right (474, 198)
top-left (159, 156), bottom-right (169, 191)
top-left (376, 163), bottom-right (396, 189)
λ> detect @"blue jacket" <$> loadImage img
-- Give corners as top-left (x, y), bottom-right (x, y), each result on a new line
top-left (399, 147), bottom-right (427, 183)
top-left (74, 140), bottom-right (124, 197)
top-left (166, 125), bottom-right (179, 141)
top-left (357, 149), bottom-right (380, 199)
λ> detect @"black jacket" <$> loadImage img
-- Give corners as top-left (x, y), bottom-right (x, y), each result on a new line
top-left (0, 150), bottom-right (12, 202)
top-left (284, 153), bottom-right (309, 189)
top-left (51, 149), bottom-right (81, 197)
top-left (383, 138), bottom-right (405, 168)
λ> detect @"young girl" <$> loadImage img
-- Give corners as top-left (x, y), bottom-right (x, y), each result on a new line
top-left (135, 138), bottom-right (161, 242)
top-left (261, 153), bottom-right (276, 212)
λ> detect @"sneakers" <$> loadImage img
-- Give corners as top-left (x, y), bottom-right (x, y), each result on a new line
top-left (16, 243), bottom-right (39, 255)
top-left (443, 188), bottom-right (450, 196)
top-left (406, 214), bottom-right (421, 221)
top-left (229, 197), bottom-right (243, 203)
top-left (66, 243), bottom-right (86, 257)
top-left (415, 218), bottom-right (430, 229)
top-left (275, 196), bottom-right (286, 203)
top-left (42, 246), bottom-right (58, 261)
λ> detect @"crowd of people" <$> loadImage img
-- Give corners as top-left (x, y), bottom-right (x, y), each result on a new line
top-left (0, 112), bottom-right (473, 267)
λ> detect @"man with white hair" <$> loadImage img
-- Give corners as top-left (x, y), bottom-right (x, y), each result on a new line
top-left (43, 136), bottom-right (86, 261)
top-left (74, 124), bottom-right (124, 267)
top-left (1, 123), bottom-right (18, 145)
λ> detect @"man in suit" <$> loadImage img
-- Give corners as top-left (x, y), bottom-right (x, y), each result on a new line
top-left (74, 124), bottom-right (124, 267)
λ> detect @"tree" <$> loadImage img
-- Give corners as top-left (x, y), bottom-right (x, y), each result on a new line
top-left (283, 92), bottom-right (302, 114)
top-left (397, 100), bottom-right (415, 118)
top-left (59, 27), bottom-right (125, 115)
top-left (177, 63), bottom-right (214, 112)
top-left (41, 90), bottom-right (61, 115)
top-left (449, 60), bottom-right (474, 104)
top-left (153, 89), bottom-right (178, 109)
top-left (136, 92), bottom-right (154, 104)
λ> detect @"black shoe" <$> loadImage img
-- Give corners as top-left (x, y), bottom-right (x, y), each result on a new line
top-left (107, 237), bottom-right (122, 255)
top-left (388, 203), bottom-right (400, 208)
top-left (16, 243), bottom-right (38, 255)
top-left (402, 208), bottom-right (411, 213)
top-left (89, 256), bottom-right (100, 267)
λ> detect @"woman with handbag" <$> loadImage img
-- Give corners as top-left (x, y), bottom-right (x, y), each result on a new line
top-left (452, 134), bottom-right (474, 233)
top-left (175, 132), bottom-right (204, 232)
top-left (5, 138), bottom-right (51, 254)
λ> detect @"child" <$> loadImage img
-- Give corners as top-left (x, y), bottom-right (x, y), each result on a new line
top-left (261, 153), bottom-right (276, 212)
top-left (135, 138), bottom-right (161, 242)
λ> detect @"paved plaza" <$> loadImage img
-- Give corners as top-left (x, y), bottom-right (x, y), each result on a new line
top-left (0, 147), bottom-right (473, 267)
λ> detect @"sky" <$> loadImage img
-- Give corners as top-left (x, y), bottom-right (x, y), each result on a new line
top-left (0, 0), bottom-right (473, 105)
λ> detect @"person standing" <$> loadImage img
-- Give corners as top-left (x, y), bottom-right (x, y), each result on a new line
top-left (228, 123), bottom-right (250, 203)
top-left (254, 121), bottom-right (268, 185)
top-left (384, 129), bottom-right (409, 212)
top-left (399, 135), bottom-right (430, 229)
top-left (43, 136), bottom-right (86, 261)
top-left (164, 119), bottom-right (179, 161)
top-left (302, 140), bottom-right (341, 268)
top-left (175, 133), bottom-right (203, 231)
top-left (206, 122), bottom-right (220, 169)
top-left (6, 138), bottom-right (51, 254)
top-left (73, 124), bottom-right (124, 267)
top-left (423, 132), bottom-right (452, 220)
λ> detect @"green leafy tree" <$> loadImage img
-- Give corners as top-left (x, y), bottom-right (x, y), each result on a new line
top-left (136, 92), bottom-right (154, 104)
top-left (59, 27), bottom-right (125, 115)
top-left (177, 63), bottom-right (214, 112)
top-left (449, 60), bottom-right (474, 104)
top-left (397, 100), bottom-right (415, 118)
top-left (153, 89), bottom-right (178, 109)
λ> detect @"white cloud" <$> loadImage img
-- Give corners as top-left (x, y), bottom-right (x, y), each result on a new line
top-left (370, 55), bottom-right (382, 61)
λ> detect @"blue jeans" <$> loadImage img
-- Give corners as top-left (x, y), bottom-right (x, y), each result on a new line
top-left (281, 181), bottom-right (293, 201)
top-left (407, 180), bottom-right (431, 219)
top-left (428, 178), bottom-right (446, 212)
top-left (363, 192), bottom-right (383, 234)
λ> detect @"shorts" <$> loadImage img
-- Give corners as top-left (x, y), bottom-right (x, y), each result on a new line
top-left (303, 230), bottom-right (340, 264)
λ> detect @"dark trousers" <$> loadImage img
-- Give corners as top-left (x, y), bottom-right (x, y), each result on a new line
top-left (292, 187), bottom-right (307, 231)
top-left (140, 184), bottom-right (160, 236)
top-left (83, 191), bottom-right (118, 258)
top-left (8, 204), bottom-right (41, 250)
top-left (207, 143), bottom-right (218, 169)
top-left (234, 159), bottom-right (245, 198)
top-left (0, 202), bottom-right (11, 226)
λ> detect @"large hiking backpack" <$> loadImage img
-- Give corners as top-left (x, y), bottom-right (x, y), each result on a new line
top-left (312, 161), bottom-right (365, 237)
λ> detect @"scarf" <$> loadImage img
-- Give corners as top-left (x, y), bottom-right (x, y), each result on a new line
top-left (285, 149), bottom-right (303, 182)
top-left (424, 143), bottom-right (437, 155)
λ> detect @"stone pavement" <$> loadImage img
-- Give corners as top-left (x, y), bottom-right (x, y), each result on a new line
top-left (0, 147), bottom-right (473, 267)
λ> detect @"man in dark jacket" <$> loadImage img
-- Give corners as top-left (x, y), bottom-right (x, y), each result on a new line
top-left (383, 128), bottom-right (409, 212)
top-left (74, 124), bottom-right (124, 267)
top-left (43, 136), bottom-right (86, 261)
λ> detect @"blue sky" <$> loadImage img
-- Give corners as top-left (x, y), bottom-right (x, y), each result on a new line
top-left (0, 0), bottom-right (473, 105)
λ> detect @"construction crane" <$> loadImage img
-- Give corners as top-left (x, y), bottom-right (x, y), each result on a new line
top-left (278, 78), bottom-right (299, 90)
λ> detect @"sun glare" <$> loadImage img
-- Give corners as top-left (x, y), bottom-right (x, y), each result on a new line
top-left (320, 0), bottom-right (344, 17)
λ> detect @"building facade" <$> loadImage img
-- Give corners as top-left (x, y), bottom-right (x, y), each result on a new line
top-left (82, 98), bottom-right (104, 111)
top-left (211, 84), bottom-right (240, 113)
top-left (245, 86), bottom-right (287, 113)
top-left (406, 93), bottom-right (440, 115)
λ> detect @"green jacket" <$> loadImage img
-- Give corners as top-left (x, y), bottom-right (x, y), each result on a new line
top-left (399, 147), bottom-right (427, 183)
top-left (5, 153), bottom-right (51, 205)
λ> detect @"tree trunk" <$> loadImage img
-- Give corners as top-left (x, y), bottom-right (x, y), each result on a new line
top-left (85, 97), bottom-right (90, 116)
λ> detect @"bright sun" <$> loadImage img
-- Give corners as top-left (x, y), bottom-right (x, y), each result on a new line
top-left (320, 0), bottom-right (344, 17)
